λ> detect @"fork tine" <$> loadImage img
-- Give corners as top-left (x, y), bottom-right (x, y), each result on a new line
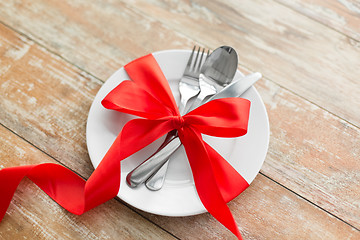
top-left (186, 46), bottom-right (196, 70)
top-left (183, 46), bottom-right (210, 79)
top-left (193, 46), bottom-right (201, 70)
top-left (197, 48), bottom-right (205, 71)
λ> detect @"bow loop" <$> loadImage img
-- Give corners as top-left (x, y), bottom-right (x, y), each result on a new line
top-left (183, 98), bottom-right (251, 138)
top-left (124, 54), bottom-right (179, 115)
top-left (102, 80), bottom-right (174, 120)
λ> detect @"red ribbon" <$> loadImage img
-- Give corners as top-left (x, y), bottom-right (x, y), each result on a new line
top-left (0, 54), bottom-right (250, 239)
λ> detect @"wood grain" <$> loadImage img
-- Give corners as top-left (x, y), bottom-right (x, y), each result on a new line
top-left (0, 125), bottom-right (175, 240)
top-left (0, 0), bottom-right (359, 239)
top-left (277, 0), bottom-right (360, 41)
top-left (138, 174), bottom-right (360, 239)
top-left (0, 0), bottom-right (194, 80)
top-left (0, 23), bottom-right (100, 178)
top-left (123, 0), bottom-right (360, 127)
top-left (257, 75), bottom-right (360, 229)
top-left (3, 0), bottom-right (358, 128)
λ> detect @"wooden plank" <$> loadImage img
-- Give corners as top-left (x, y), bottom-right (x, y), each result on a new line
top-left (277, 0), bottom-right (360, 42)
top-left (256, 76), bottom-right (360, 229)
top-left (0, 0), bottom-right (194, 80)
top-left (121, 0), bottom-right (360, 128)
top-left (0, 126), bottom-right (175, 240)
top-left (0, 23), bottom-right (101, 178)
top-left (138, 174), bottom-right (360, 239)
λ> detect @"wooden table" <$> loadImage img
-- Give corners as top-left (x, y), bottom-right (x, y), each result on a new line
top-left (0, 0), bottom-right (359, 239)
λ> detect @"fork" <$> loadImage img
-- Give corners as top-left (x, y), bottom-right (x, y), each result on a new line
top-left (126, 46), bottom-right (209, 188)
top-left (144, 46), bottom-right (209, 190)
top-left (179, 46), bottom-right (209, 114)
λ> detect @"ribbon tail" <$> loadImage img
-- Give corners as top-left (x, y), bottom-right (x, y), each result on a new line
top-left (204, 142), bottom-right (249, 202)
top-left (0, 163), bottom-right (87, 221)
top-left (0, 166), bottom-right (34, 221)
top-left (179, 127), bottom-right (243, 240)
top-left (0, 117), bottom-right (174, 222)
top-left (84, 117), bottom-right (174, 211)
top-left (84, 132), bottom-right (122, 212)
top-left (0, 130), bottom-right (125, 221)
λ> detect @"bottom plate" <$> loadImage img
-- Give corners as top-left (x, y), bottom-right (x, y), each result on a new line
top-left (86, 50), bottom-right (269, 216)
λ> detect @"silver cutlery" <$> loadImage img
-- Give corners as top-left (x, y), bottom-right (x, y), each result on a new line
top-left (126, 46), bottom-right (263, 191)
top-left (126, 46), bottom-right (209, 188)
top-left (145, 72), bottom-right (262, 190)
top-left (187, 46), bottom-right (238, 112)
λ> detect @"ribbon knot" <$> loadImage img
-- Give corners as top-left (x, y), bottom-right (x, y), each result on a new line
top-left (172, 115), bottom-right (185, 129)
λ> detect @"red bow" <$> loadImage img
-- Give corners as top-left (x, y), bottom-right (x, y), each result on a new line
top-left (0, 54), bottom-right (250, 239)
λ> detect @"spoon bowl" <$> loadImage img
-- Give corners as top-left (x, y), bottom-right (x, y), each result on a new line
top-left (202, 46), bottom-right (238, 86)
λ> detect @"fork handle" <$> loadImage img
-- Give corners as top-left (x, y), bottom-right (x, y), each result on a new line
top-left (126, 131), bottom-right (181, 187)
top-left (188, 75), bottom-right (216, 112)
top-left (188, 91), bottom-right (209, 112)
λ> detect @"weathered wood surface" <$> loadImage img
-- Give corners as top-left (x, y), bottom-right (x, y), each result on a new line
top-left (0, 23), bottom-right (99, 178)
top-left (139, 173), bottom-right (360, 239)
top-left (2, 0), bottom-right (359, 128)
top-left (123, 0), bottom-right (360, 127)
top-left (0, 0), bottom-right (359, 239)
top-left (0, 0), bottom-right (194, 80)
top-left (277, 0), bottom-right (360, 41)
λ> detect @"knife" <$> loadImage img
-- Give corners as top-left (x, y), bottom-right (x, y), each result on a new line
top-left (207, 72), bottom-right (262, 102)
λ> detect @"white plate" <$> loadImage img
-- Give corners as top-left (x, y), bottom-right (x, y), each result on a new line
top-left (86, 50), bottom-right (269, 217)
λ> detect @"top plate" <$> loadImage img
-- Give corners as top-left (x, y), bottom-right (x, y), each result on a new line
top-left (86, 50), bottom-right (269, 217)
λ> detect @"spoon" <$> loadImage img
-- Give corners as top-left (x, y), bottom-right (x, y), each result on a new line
top-left (145, 46), bottom-right (238, 190)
